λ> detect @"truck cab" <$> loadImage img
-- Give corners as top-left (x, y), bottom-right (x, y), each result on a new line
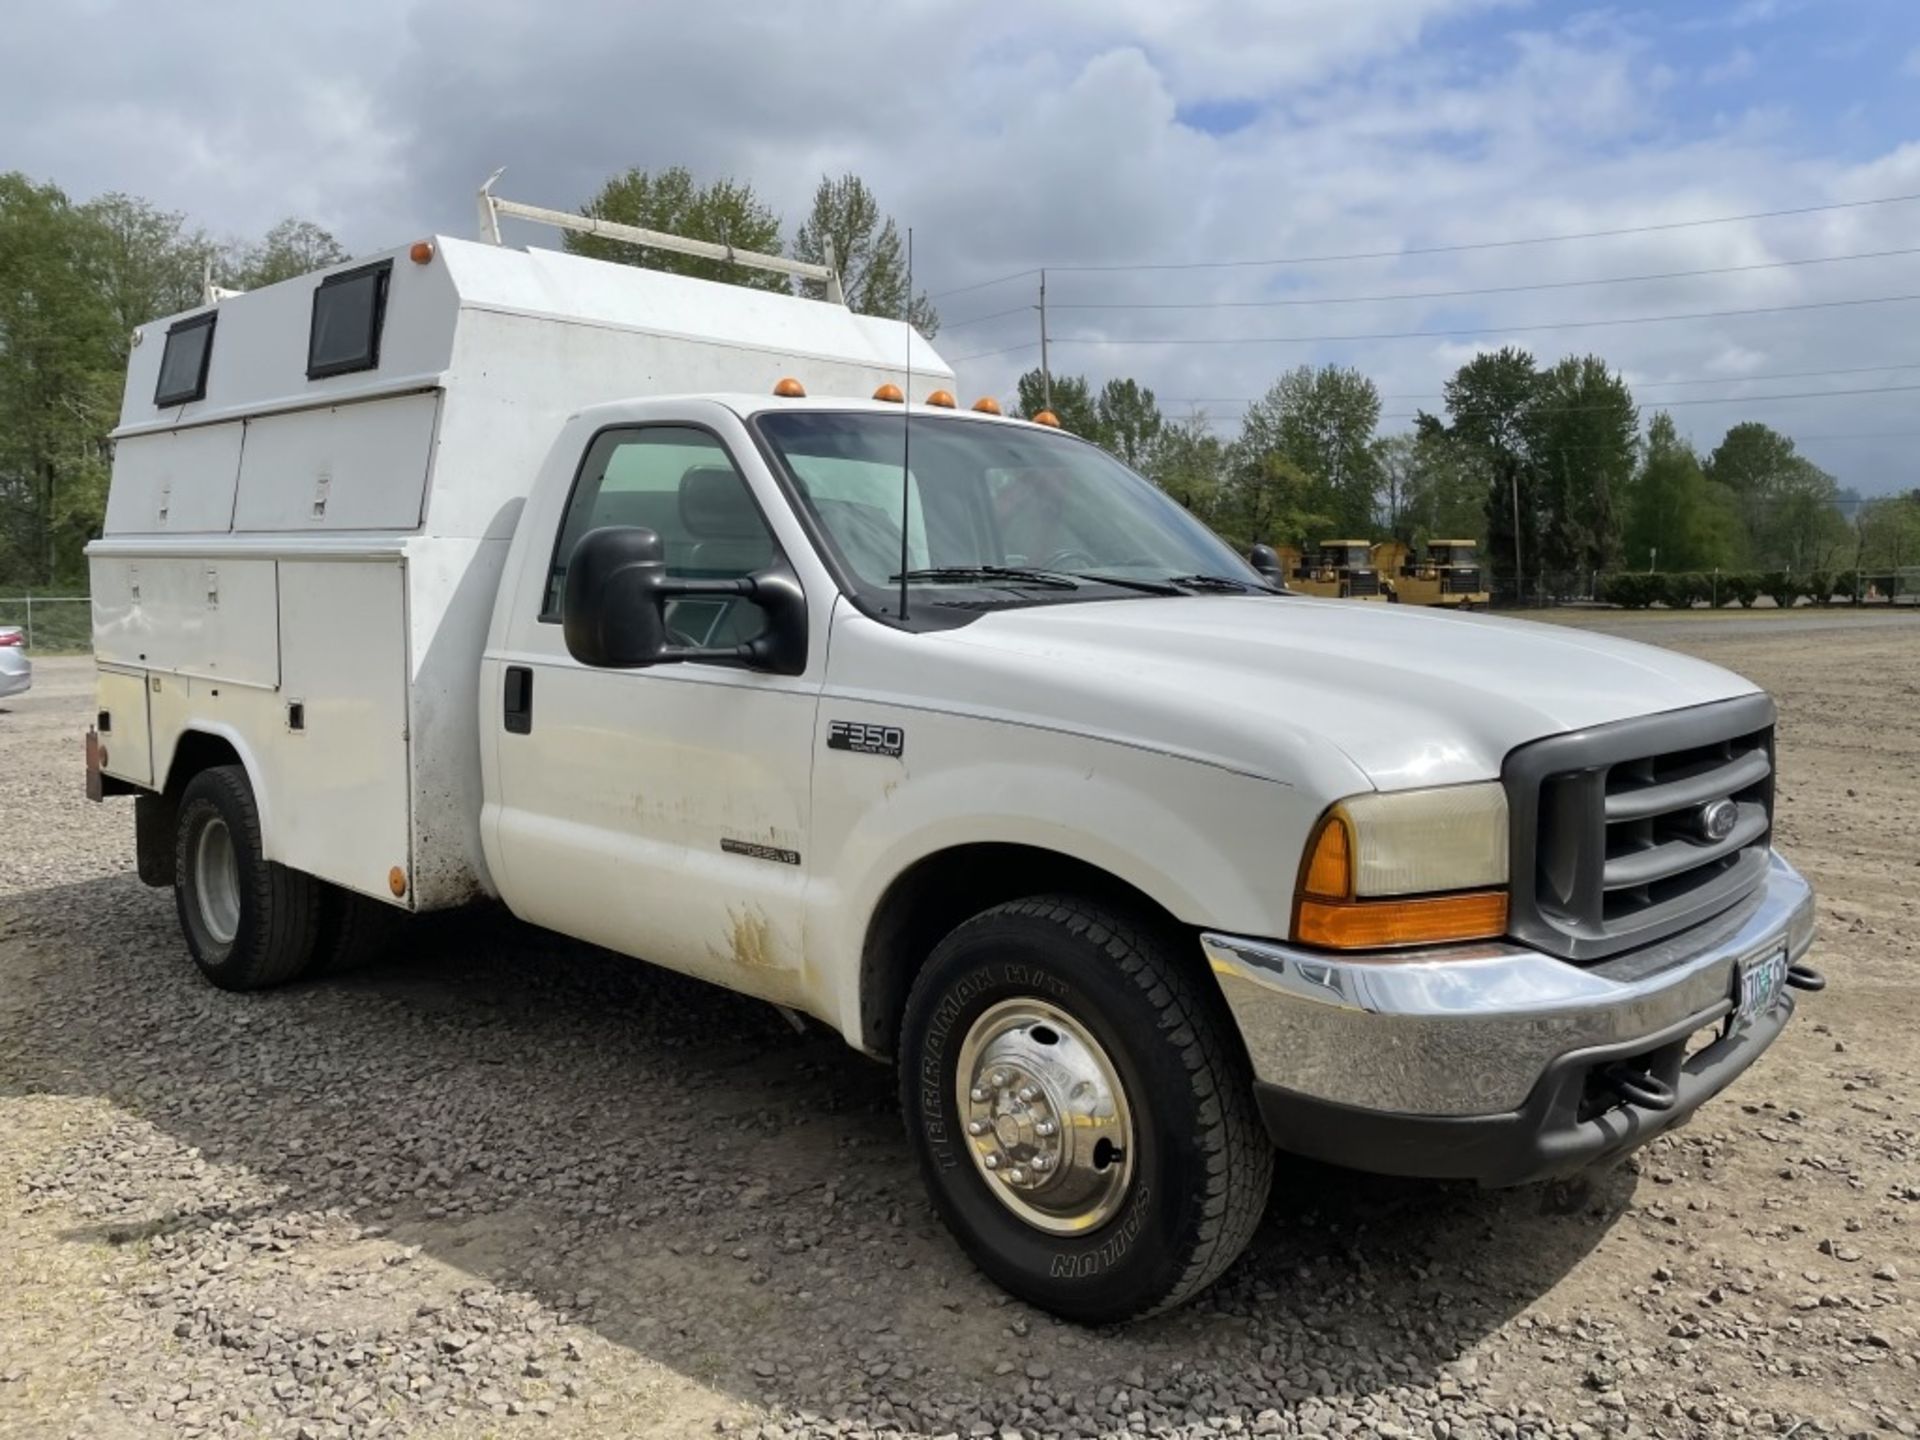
top-left (87, 205), bottom-right (1824, 1325)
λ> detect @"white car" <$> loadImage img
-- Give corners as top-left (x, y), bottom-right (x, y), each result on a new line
top-left (0, 627), bottom-right (29, 699)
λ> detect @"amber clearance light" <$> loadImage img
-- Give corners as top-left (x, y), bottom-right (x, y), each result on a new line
top-left (1292, 808), bottom-right (1507, 950)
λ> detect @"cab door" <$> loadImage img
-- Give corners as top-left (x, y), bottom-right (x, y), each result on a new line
top-left (487, 422), bottom-right (820, 1005)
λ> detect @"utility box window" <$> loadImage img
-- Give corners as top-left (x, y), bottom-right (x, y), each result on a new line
top-left (154, 311), bottom-right (216, 407)
top-left (306, 261), bottom-right (392, 380)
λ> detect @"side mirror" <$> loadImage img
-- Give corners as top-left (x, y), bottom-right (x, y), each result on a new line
top-left (1248, 544), bottom-right (1285, 584)
top-left (561, 526), bottom-right (807, 675)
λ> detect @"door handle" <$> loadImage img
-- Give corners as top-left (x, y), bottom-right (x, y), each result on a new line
top-left (503, 665), bottom-right (533, 734)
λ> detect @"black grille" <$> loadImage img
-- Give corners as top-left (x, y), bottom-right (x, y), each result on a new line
top-left (1347, 571), bottom-right (1381, 597)
top-left (1504, 694), bottom-right (1776, 960)
top-left (1442, 567), bottom-right (1482, 593)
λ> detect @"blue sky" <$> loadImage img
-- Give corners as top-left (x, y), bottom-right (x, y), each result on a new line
top-left (4, 0), bottom-right (1917, 493)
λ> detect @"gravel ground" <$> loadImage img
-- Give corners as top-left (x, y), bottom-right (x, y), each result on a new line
top-left (1, 618), bottom-right (1915, 1440)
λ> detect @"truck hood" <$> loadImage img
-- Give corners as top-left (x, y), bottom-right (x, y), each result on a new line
top-left (910, 596), bottom-right (1760, 792)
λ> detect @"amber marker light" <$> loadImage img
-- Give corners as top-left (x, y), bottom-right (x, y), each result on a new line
top-left (409, 240), bottom-right (435, 264)
top-left (1032, 409), bottom-right (1061, 427)
top-left (925, 389), bottom-right (957, 408)
top-left (773, 377), bottom-right (808, 398)
top-left (873, 383), bottom-right (905, 402)
top-left (972, 396), bottom-right (1003, 415)
top-left (389, 866), bottom-right (409, 899)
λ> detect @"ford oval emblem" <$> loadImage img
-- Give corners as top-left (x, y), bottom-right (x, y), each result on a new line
top-left (1699, 798), bottom-right (1739, 842)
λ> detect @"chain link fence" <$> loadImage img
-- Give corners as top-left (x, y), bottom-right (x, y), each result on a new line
top-left (1487, 570), bottom-right (1917, 611)
top-left (0, 595), bottom-right (93, 653)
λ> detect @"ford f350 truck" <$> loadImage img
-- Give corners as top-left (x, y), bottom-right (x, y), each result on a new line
top-left (86, 197), bottom-right (1825, 1322)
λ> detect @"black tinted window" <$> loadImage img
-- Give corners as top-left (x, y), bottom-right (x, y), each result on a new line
top-left (307, 261), bottom-right (391, 379)
top-left (154, 312), bottom-right (216, 407)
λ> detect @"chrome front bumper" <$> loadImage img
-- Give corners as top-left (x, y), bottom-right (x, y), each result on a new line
top-left (1203, 852), bottom-right (1817, 1124)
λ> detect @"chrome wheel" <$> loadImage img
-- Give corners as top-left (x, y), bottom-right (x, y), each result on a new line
top-left (955, 998), bottom-right (1135, 1235)
top-left (193, 816), bottom-right (241, 946)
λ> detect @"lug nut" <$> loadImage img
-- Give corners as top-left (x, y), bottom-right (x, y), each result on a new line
top-left (989, 1070), bottom-right (1008, 1088)
top-left (967, 1120), bottom-right (987, 1136)
top-left (969, 1086), bottom-right (988, 1102)
top-left (1008, 1167), bottom-right (1027, 1184)
top-left (1032, 1155), bottom-right (1052, 1171)
top-left (984, 1154), bottom-right (1000, 1171)
top-left (1035, 1121), bottom-right (1056, 1137)
top-left (1017, 1085), bottom-right (1040, 1103)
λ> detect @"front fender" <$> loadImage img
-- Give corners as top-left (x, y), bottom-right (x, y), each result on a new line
top-left (804, 709), bottom-right (1328, 1048)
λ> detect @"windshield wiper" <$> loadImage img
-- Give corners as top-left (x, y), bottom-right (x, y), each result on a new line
top-left (1163, 573), bottom-right (1288, 595)
top-left (1068, 573), bottom-right (1185, 596)
top-left (891, 565), bottom-right (1080, 590)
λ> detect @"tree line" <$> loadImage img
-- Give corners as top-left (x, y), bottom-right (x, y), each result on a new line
top-left (0, 166), bottom-right (930, 587)
top-left (4, 162), bottom-right (1914, 593)
top-left (1013, 350), bottom-right (1918, 592)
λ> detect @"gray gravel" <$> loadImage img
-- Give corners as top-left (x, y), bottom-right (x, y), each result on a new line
top-left (2, 638), bottom-right (1916, 1440)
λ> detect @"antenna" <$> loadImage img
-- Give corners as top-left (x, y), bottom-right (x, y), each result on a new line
top-left (898, 226), bottom-right (914, 623)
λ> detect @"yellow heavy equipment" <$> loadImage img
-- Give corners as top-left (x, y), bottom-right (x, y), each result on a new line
top-left (1374, 539), bottom-right (1490, 609)
top-left (1278, 541), bottom-right (1388, 600)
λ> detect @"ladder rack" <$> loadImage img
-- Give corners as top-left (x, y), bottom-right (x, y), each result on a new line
top-left (477, 171), bottom-right (843, 304)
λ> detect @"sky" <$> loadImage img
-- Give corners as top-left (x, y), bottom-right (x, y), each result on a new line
top-left (4, 0), bottom-right (1917, 495)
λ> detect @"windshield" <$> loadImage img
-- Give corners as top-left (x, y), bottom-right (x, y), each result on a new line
top-left (756, 412), bottom-right (1261, 614)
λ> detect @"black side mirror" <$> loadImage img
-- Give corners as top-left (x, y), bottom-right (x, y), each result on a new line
top-left (1248, 544), bottom-right (1285, 584)
top-left (561, 526), bottom-right (807, 675)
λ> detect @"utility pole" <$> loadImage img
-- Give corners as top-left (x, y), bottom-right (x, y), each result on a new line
top-left (1038, 269), bottom-right (1052, 412)
top-left (1509, 462), bottom-right (1524, 607)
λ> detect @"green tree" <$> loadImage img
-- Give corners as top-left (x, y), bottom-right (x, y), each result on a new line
top-left (1094, 378), bottom-right (1162, 467)
top-left (1385, 430), bottom-right (1487, 547)
top-left (1013, 369), bottom-right (1099, 438)
top-left (78, 193), bottom-right (219, 359)
top-left (1530, 355), bottom-right (1634, 576)
top-left (791, 174), bottom-right (937, 334)
top-left (224, 217), bottom-right (349, 290)
top-left (566, 166), bottom-right (787, 292)
top-left (1425, 347), bottom-right (1540, 595)
top-left (1221, 453), bottom-right (1332, 550)
top-left (0, 174), bottom-right (120, 584)
top-left (1620, 413), bottom-right (1742, 573)
top-left (1704, 422), bottom-right (1846, 569)
top-left (1236, 364), bottom-right (1382, 537)
top-left (1144, 414), bottom-right (1229, 524)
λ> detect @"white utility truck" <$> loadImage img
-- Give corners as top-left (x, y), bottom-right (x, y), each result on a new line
top-left (87, 198), bottom-right (1825, 1322)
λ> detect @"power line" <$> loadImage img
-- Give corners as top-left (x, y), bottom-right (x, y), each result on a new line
top-left (951, 291), bottom-right (1920, 362)
top-left (928, 189), bottom-right (1920, 299)
top-left (941, 246), bottom-right (1920, 331)
top-left (1164, 361), bottom-right (1920, 407)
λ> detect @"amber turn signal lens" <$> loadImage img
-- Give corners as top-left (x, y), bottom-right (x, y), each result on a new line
top-left (773, 377), bottom-right (807, 398)
top-left (1032, 409), bottom-right (1061, 427)
top-left (873, 383), bottom-right (904, 402)
top-left (971, 396), bottom-right (1002, 415)
top-left (1294, 890), bottom-right (1508, 950)
top-left (409, 240), bottom-right (435, 264)
top-left (388, 866), bottom-right (409, 899)
top-left (925, 389), bottom-right (956, 408)
top-left (1300, 812), bottom-right (1353, 900)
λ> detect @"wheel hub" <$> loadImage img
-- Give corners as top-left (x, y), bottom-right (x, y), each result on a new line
top-left (193, 815), bottom-right (242, 947)
top-left (955, 998), bottom-right (1135, 1234)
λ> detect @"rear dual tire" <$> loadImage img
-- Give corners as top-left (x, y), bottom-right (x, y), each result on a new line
top-left (899, 896), bottom-right (1272, 1323)
top-left (173, 765), bottom-right (397, 990)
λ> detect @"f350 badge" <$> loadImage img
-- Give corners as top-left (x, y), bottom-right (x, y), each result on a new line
top-left (828, 720), bottom-right (905, 758)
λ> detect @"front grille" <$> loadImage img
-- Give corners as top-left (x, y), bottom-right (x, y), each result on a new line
top-left (1504, 694), bottom-right (1776, 960)
top-left (1442, 567), bottom-right (1481, 593)
top-left (1347, 571), bottom-right (1381, 597)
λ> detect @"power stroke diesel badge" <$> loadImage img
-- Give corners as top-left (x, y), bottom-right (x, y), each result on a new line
top-left (827, 720), bottom-right (905, 758)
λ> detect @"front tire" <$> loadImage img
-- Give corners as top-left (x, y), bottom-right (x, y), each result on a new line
top-left (173, 765), bottom-right (320, 991)
top-left (898, 896), bottom-right (1272, 1323)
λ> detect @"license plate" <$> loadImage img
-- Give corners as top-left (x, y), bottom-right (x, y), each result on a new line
top-left (1736, 945), bottom-right (1789, 1024)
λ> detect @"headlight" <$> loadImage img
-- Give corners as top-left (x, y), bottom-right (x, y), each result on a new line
top-left (1293, 782), bottom-right (1509, 950)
